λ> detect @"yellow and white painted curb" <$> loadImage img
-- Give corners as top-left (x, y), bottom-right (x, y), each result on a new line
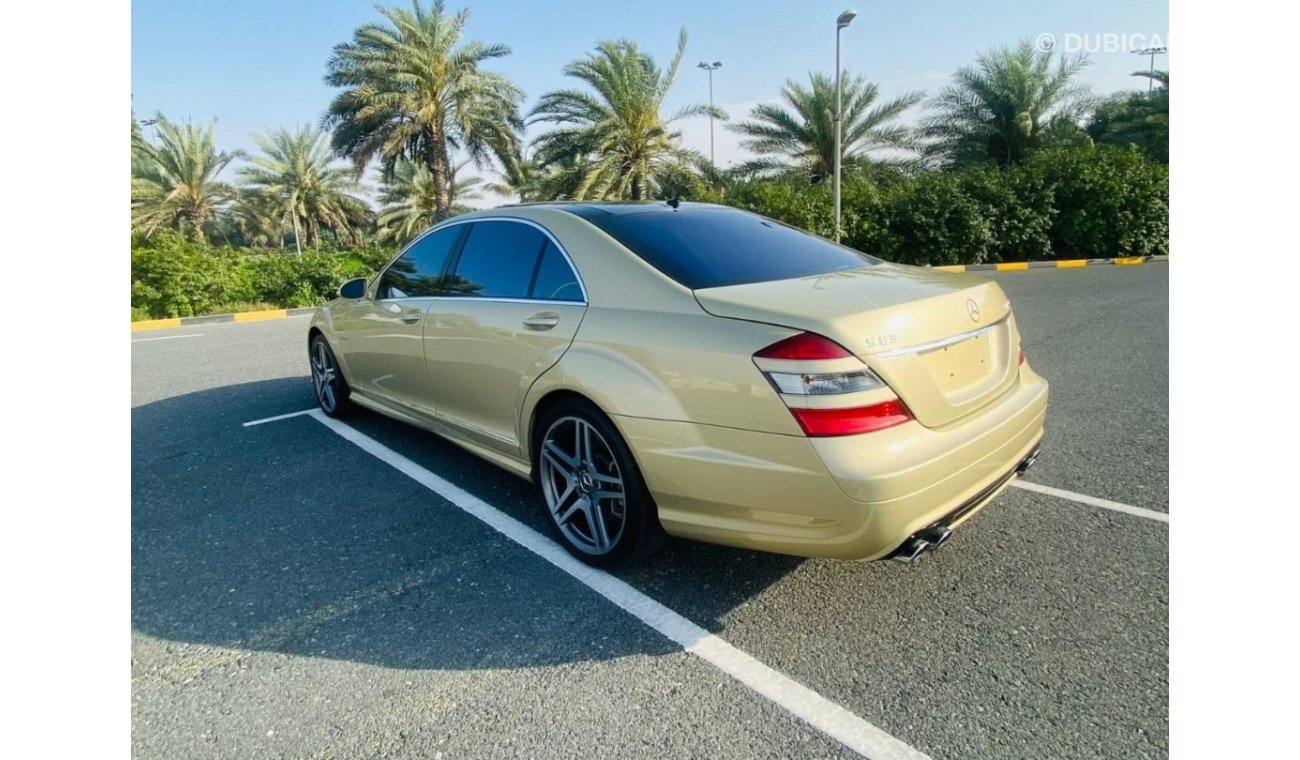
top-left (131, 307), bottom-right (317, 332)
top-left (932, 255), bottom-right (1168, 274)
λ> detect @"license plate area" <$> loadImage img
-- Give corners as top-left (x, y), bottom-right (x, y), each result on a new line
top-left (917, 331), bottom-right (994, 395)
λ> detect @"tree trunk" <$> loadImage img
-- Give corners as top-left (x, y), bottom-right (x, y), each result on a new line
top-left (630, 173), bottom-right (643, 201)
top-left (427, 128), bottom-right (452, 222)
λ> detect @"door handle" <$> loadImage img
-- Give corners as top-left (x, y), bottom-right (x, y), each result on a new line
top-left (522, 312), bottom-right (560, 330)
top-left (400, 310), bottom-right (422, 324)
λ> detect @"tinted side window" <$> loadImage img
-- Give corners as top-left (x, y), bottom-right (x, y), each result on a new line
top-left (592, 206), bottom-right (879, 289)
top-left (377, 226), bottom-right (464, 298)
top-left (449, 221), bottom-right (547, 298)
top-left (530, 242), bottom-right (583, 302)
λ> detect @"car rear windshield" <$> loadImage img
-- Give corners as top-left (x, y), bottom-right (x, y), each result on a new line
top-left (588, 206), bottom-right (880, 289)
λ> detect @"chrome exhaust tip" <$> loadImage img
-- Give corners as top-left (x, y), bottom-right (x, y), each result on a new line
top-left (1016, 445), bottom-right (1041, 474)
top-left (918, 525), bottom-right (952, 548)
top-left (891, 537), bottom-right (931, 563)
top-left (891, 525), bottom-right (953, 563)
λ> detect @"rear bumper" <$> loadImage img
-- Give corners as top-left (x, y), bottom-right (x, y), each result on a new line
top-left (613, 365), bottom-right (1048, 561)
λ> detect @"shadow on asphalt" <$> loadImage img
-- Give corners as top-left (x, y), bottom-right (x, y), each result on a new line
top-left (132, 377), bottom-right (803, 670)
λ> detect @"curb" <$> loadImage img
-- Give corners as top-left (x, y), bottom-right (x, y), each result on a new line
top-left (131, 307), bottom-right (318, 332)
top-left (932, 255), bottom-right (1167, 273)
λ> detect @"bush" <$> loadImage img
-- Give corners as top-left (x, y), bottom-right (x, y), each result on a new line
top-left (724, 181), bottom-right (837, 239)
top-left (858, 173), bottom-right (993, 265)
top-left (723, 146), bottom-right (1167, 266)
top-left (131, 232), bottom-right (389, 319)
top-left (1019, 147), bottom-right (1169, 258)
top-left (131, 233), bottom-right (255, 318)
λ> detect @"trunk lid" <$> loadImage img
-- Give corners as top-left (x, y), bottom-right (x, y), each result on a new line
top-left (694, 264), bottom-right (1020, 428)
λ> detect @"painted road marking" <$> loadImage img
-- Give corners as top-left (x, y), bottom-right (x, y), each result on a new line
top-left (247, 409), bottom-right (931, 760)
top-left (242, 408), bottom-right (316, 428)
top-left (1012, 480), bottom-right (1169, 523)
top-left (131, 334), bottom-right (205, 343)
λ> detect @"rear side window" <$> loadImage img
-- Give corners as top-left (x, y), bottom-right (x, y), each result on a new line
top-left (530, 242), bottom-right (583, 302)
top-left (377, 225), bottom-right (464, 299)
top-left (591, 206), bottom-right (879, 289)
top-left (449, 221), bottom-right (547, 298)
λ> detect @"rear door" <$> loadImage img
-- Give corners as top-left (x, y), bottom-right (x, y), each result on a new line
top-left (423, 220), bottom-right (586, 456)
top-left (332, 224), bottom-right (464, 413)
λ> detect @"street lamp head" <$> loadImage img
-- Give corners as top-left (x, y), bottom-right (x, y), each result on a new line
top-left (698, 61), bottom-right (708, 69)
top-left (712, 61), bottom-right (723, 68)
top-left (836, 9), bottom-right (857, 28)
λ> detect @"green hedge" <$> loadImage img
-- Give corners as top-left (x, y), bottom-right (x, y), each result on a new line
top-left (131, 233), bottom-right (395, 319)
top-left (722, 145), bottom-right (1168, 265)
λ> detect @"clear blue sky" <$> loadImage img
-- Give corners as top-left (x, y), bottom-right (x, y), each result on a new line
top-left (132, 0), bottom-right (1168, 190)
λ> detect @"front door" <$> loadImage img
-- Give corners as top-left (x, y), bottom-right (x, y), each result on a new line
top-left (333, 224), bottom-right (466, 413)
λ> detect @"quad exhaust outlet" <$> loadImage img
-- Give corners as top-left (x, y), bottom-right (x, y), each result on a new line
top-left (891, 444), bottom-right (1042, 563)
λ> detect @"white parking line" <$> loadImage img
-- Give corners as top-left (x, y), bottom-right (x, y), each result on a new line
top-left (1012, 480), bottom-right (1169, 523)
top-left (132, 334), bottom-right (205, 343)
top-left (250, 409), bottom-right (929, 760)
top-left (242, 408), bottom-right (316, 427)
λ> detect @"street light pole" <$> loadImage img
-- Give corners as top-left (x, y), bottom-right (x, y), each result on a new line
top-left (697, 61), bottom-right (722, 165)
top-left (1133, 46), bottom-right (1167, 94)
top-left (834, 9), bottom-right (857, 243)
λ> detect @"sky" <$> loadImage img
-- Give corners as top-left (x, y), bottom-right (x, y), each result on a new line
top-left (131, 0), bottom-right (1169, 204)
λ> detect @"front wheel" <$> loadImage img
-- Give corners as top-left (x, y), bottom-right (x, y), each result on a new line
top-left (536, 399), bottom-right (667, 567)
top-left (309, 334), bottom-right (353, 418)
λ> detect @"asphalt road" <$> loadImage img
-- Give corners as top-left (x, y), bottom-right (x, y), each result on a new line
top-left (132, 263), bottom-right (1169, 759)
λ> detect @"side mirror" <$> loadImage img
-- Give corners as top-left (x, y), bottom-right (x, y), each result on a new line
top-left (338, 277), bottom-right (367, 299)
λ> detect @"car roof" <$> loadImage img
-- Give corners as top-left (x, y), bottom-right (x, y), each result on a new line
top-left (500, 200), bottom-right (724, 221)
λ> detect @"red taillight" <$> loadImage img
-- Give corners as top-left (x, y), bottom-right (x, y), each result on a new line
top-left (789, 400), bottom-right (912, 437)
top-left (755, 332), bottom-right (852, 361)
top-left (1018, 348), bottom-right (1026, 365)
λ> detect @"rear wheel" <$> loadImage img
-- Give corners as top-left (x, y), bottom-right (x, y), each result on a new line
top-left (536, 399), bottom-right (667, 567)
top-left (309, 334), bottom-right (353, 418)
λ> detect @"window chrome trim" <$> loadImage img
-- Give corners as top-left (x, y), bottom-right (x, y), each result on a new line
top-left (368, 223), bottom-right (459, 300)
top-left (872, 314), bottom-right (1009, 359)
top-left (372, 215), bottom-right (589, 305)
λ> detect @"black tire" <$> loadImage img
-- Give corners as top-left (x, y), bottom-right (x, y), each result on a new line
top-left (534, 397), bottom-right (668, 567)
top-left (309, 333), bottom-right (354, 418)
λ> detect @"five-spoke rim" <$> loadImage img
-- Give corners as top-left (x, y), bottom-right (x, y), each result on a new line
top-left (311, 340), bottom-right (337, 413)
top-left (539, 416), bottom-right (627, 555)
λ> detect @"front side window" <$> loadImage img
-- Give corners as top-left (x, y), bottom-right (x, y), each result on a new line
top-left (377, 225), bottom-right (464, 299)
top-left (448, 221), bottom-right (548, 299)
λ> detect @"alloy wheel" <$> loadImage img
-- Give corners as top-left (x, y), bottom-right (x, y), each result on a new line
top-left (311, 340), bottom-right (338, 413)
top-left (539, 416), bottom-right (628, 555)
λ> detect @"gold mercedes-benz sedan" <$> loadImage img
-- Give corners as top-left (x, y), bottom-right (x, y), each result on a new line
top-left (308, 202), bottom-right (1047, 567)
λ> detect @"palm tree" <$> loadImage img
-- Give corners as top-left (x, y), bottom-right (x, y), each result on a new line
top-left (240, 125), bottom-right (370, 251)
top-left (131, 115), bottom-right (240, 241)
top-left (1087, 70), bottom-right (1168, 163)
top-left (376, 159), bottom-right (483, 243)
top-left (484, 148), bottom-right (544, 202)
top-left (922, 41), bottom-right (1094, 167)
top-left (230, 189), bottom-right (290, 249)
top-left (729, 72), bottom-right (923, 181)
top-left (529, 28), bottom-right (721, 200)
top-left (323, 0), bottom-right (523, 222)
